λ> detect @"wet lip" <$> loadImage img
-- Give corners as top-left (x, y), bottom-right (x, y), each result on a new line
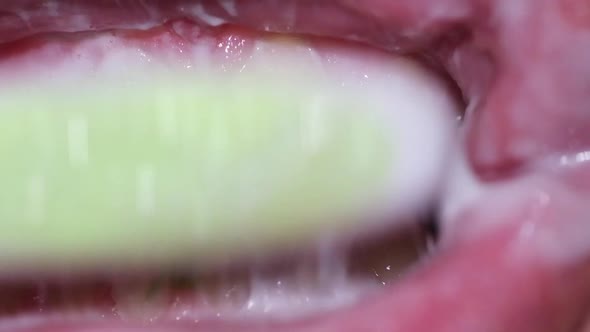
top-left (2, 1), bottom-right (588, 332)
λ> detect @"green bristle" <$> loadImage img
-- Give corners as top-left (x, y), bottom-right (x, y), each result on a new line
top-left (0, 75), bottom-right (394, 270)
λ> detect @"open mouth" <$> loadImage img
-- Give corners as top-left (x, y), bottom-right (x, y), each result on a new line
top-left (1, 1), bottom-right (590, 332)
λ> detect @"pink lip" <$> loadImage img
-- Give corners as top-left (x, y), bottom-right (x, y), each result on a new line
top-left (2, 1), bottom-right (590, 332)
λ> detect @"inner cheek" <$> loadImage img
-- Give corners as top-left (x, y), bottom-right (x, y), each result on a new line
top-left (432, 2), bottom-right (590, 330)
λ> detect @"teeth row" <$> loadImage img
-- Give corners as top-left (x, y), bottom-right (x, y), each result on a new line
top-left (0, 230), bottom-right (428, 323)
top-left (112, 258), bottom-right (363, 322)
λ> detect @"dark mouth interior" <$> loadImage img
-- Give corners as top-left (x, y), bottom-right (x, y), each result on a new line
top-left (0, 222), bottom-right (436, 324)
